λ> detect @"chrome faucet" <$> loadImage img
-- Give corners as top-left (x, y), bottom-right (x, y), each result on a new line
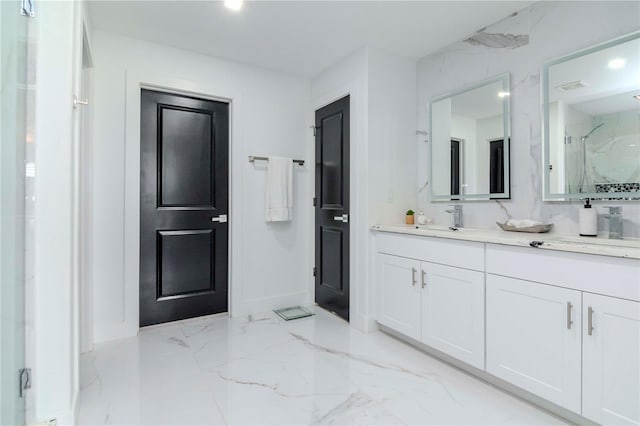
top-left (602, 206), bottom-right (623, 239)
top-left (446, 205), bottom-right (463, 228)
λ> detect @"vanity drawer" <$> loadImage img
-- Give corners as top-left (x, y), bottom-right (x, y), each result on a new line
top-left (486, 244), bottom-right (640, 301)
top-left (375, 232), bottom-right (484, 271)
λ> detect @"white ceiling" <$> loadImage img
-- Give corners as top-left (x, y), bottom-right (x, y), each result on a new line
top-left (549, 36), bottom-right (640, 116)
top-left (87, 0), bottom-right (533, 77)
top-left (451, 80), bottom-right (505, 119)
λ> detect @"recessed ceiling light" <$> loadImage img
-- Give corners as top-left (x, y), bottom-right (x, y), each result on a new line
top-left (608, 58), bottom-right (626, 70)
top-left (224, 0), bottom-right (243, 11)
top-left (497, 91), bottom-right (510, 98)
top-left (634, 94), bottom-right (640, 101)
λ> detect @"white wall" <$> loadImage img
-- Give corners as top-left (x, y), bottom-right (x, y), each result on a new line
top-left (310, 46), bottom-right (416, 331)
top-left (30, 0), bottom-right (87, 423)
top-left (476, 113), bottom-right (504, 194)
top-left (563, 104), bottom-right (594, 193)
top-left (310, 47), bottom-right (370, 331)
top-left (431, 98), bottom-right (451, 197)
top-left (451, 114), bottom-right (477, 194)
top-left (548, 101), bottom-right (565, 193)
top-left (90, 30), bottom-right (312, 344)
top-left (368, 48), bottom-right (417, 225)
top-left (417, 1), bottom-right (640, 236)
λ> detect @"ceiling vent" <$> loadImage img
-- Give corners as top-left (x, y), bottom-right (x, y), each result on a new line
top-left (556, 80), bottom-right (588, 91)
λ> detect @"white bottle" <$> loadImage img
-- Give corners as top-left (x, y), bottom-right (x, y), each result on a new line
top-left (579, 198), bottom-right (597, 237)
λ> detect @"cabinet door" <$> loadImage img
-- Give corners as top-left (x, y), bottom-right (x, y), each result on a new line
top-left (583, 294), bottom-right (639, 425)
top-left (486, 274), bottom-right (582, 413)
top-left (376, 254), bottom-right (421, 340)
top-left (421, 263), bottom-right (485, 369)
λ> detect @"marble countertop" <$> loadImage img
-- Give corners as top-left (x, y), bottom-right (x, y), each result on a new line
top-left (371, 224), bottom-right (640, 260)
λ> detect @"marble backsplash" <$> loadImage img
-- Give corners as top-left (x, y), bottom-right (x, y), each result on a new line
top-left (416, 1), bottom-right (640, 238)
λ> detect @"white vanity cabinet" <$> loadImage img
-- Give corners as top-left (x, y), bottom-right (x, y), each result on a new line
top-left (486, 274), bottom-right (582, 413)
top-left (582, 294), bottom-right (640, 425)
top-left (376, 254), bottom-right (422, 340)
top-left (375, 233), bottom-right (485, 369)
top-left (372, 228), bottom-right (640, 424)
top-left (421, 263), bottom-right (484, 369)
top-left (486, 243), bottom-right (640, 424)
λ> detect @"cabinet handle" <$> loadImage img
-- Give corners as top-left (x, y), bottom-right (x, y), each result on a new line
top-left (411, 268), bottom-right (417, 286)
top-left (588, 306), bottom-right (594, 336)
top-left (566, 302), bottom-right (573, 329)
top-left (421, 270), bottom-right (427, 288)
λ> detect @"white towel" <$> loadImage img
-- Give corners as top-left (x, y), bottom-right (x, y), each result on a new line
top-left (506, 219), bottom-right (542, 228)
top-left (265, 157), bottom-right (293, 222)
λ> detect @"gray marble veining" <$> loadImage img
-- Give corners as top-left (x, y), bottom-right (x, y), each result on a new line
top-left (78, 309), bottom-right (567, 425)
top-left (417, 1), bottom-right (640, 238)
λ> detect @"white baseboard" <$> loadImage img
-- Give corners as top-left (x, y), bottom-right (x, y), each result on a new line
top-left (379, 325), bottom-right (596, 426)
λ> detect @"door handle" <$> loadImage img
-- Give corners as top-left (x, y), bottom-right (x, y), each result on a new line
top-left (411, 268), bottom-right (417, 286)
top-left (566, 302), bottom-right (573, 330)
top-left (211, 214), bottom-right (228, 223)
top-left (333, 214), bottom-right (349, 223)
top-left (421, 270), bottom-right (427, 288)
top-left (587, 306), bottom-right (594, 336)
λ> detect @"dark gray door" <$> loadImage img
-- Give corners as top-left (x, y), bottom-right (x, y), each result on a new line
top-left (314, 96), bottom-right (350, 321)
top-left (451, 139), bottom-right (461, 198)
top-left (140, 89), bottom-right (229, 327)
top-left (490, 139), bottom-right (505, 195)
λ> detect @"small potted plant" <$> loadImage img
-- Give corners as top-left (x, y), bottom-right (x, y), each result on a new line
top-left (406, 209), bottom-right (415, 225)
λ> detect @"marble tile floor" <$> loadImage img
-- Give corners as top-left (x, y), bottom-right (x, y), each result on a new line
top-left (78, 308), bottom-right (568, 425)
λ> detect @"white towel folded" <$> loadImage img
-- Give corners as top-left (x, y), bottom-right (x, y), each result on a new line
top-left (506, 219), bottom-right (542, 228)
top-left (265, 157), bottom-right (293, 222)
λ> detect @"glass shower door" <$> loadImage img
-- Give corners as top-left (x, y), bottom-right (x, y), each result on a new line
top-left (1, 1), bottom-right (29, 424)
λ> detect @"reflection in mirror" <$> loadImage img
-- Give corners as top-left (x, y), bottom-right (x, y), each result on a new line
top-left (543, 32), bottom-right (640, 200)
top-left (430, 74), bottom-right (510, 201)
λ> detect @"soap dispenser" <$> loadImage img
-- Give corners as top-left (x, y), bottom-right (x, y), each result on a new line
top-left (579, 198), bottom-right (597, 237)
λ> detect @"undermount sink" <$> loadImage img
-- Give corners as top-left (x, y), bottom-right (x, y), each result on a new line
top-left (416, 224), bottom-right (462, 232)
top-left (372, 224), bottom-right (469, 234)
top-left (549, 235), bottom-right (640, 249)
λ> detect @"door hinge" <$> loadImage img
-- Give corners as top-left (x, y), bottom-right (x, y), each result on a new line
top-left (310, 125), bottom-right (319, 137)
top-left (19, 368), bottom-right (31, 398)
top-left (313, 267), bottom-right (317, 277)
top-left (313, 197), bottom-right (317, 207)
top-left (20, 0), bottom-right (35, 17)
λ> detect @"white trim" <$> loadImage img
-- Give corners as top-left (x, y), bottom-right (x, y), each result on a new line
top-left (118, 70), bottom-right (240, 339)
top-left (79, 25), bottom-right (95, 355)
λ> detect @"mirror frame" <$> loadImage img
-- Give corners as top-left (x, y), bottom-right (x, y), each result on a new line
top-left (542, 31), bottom-right (640, 201)
top-left (429, 73), bottom-right (511, 202)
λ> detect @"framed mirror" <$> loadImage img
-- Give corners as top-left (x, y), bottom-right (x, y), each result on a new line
top-left (429, 74), bottom-right (511, 201)
top-left (543, 32), bottom-right (640, 201)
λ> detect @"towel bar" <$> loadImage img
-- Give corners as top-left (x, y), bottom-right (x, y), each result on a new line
top-left (248, 155), bottom-right (304, 166)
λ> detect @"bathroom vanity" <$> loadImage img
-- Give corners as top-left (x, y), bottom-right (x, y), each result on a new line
top-left (371, 225), bottom-right (640, 425)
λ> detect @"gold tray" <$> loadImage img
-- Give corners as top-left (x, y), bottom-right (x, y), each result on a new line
top-left (496, 222), bottom-right (553, 233)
